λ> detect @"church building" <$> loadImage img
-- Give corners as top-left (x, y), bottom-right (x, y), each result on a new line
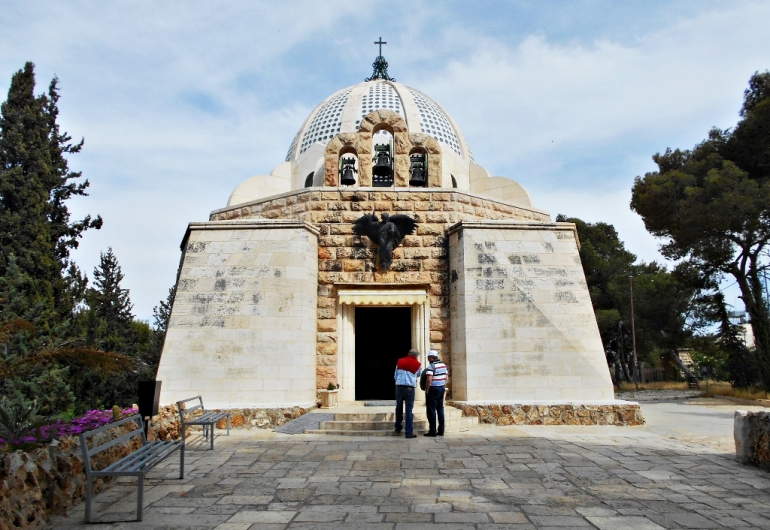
top-left (156, 51), bottom-right (618, 412)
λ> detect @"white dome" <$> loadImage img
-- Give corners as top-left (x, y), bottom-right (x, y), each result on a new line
top-left (285, 80), bottom-right (473, 166)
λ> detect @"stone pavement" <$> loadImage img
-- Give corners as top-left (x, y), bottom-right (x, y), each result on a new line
top-left (47, 397), bottom-right (770, 529)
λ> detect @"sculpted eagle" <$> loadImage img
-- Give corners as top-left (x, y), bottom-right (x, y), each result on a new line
top-left (352, 213), bottom-right (418, 272)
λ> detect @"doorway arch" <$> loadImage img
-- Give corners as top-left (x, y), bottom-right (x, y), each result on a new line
top-left (336, 288), bottom-right (429, 402)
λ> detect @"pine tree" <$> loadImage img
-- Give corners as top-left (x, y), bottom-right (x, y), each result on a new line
top-left (148, 286), bottom-right (175, 374)
top-left (85, 248), bottom-right (133, 352)
top-left (0, 62), bottom-right (102, 332)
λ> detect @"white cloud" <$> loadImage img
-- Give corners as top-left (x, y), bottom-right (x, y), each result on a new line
top-left (420, 2), bottom-right (770, 183)
top-left (2, 1), bottom-right (768, 320)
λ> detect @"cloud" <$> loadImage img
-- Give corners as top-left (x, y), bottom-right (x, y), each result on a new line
top-left (418, 2), bottom-right (770, 187)
top-left (2, 1), bottom-right (767, 320)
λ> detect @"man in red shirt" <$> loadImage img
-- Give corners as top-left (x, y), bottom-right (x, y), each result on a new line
top-left (394, 349), bottom-right (422, 438)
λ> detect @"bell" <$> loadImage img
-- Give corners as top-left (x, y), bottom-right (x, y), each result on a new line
top-left (372, 150), bottom-right (393, 178)
top-left (409, 165), bottom-right (426, 186)
top-left (408, 153), bottom-right (427, 186)
top-left (340, 166), bottom-right (356, 186)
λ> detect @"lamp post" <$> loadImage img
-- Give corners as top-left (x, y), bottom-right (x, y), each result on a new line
top-left (629, 274), bottom-right (639, 390)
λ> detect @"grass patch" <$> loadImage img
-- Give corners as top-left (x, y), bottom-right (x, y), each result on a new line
top-left (703, 382), bottom-right (769, 401)
top-left (617, 381), bottom-right (691, 392)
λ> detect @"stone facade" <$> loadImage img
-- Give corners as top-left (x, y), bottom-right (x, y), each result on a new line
top-left (203, 189), bottom-right (553, 400)
top-left (734, 410), bottom-right (770, 470)
top-left (322, 110), bottom-right (444, 188)
top-left (448, 221), bottom-right (615, 401)
top-left (156, 220), bottom-right (319, 409)
top-left (450, 402), bottom-right (644, 426)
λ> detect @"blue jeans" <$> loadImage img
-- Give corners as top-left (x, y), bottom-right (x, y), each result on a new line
top-left (395, 385), bottom-right (415, 436)
top-left (426, 386), bottom-right (445, 435)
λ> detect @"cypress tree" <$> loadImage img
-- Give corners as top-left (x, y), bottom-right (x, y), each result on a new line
top-left (0, 62), bottom-right (102, 332)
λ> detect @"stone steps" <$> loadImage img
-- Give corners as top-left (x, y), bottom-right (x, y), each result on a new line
top-left (305, 406), bottom-right (477, 435)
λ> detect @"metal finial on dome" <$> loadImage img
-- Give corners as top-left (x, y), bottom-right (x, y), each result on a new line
top-left (365, 37), bottom-right (395, 82)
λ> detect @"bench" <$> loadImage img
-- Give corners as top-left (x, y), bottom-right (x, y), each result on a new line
top-left (177, 396), bottom-right (230, 450)
top-left (79, 414), bottom-right (183, 523)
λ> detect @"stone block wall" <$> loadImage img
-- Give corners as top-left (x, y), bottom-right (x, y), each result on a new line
top-left (157, 220), bottom-right (319, 409)
top-left (448, 221), bottom-right (615, 402)
top-left (449, 402), bottom-right (644, 426)
top-left (734, 410), bottom-right (770, 470)
top-left (0, 404), bottom-right (315, 529)
top-left (208, 189), bottom-right (551, 394)
top-left (0, 423), bottom-right (146, 530)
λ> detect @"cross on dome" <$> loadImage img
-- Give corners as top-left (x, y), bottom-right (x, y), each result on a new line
top-left (374, 37), bottom-right (387, 57)
top-left (365, 37), bottom-right (395, 82)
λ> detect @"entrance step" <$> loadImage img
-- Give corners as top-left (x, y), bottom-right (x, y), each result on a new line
top-left (304, 405), bottom-right (478, 435)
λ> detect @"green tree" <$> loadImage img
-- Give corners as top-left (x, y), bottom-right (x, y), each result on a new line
top-left (68, 248), bottom-right (145, 410)
top-left (630, 71), bottom-right (770, 387)
top-left (0, 62), bottom-right (101, 333)
top-left (558, 215), bottom-right (706, 384)
top-left (148, 286), bottom-right (175, 375)
top-left (85, 248), bottom-right (133, 352)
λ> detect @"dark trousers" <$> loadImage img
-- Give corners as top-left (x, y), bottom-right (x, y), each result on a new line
top-left (395, 385), bottom-right (415, 436)
top-left (426, 386), bottom-right (445, 435)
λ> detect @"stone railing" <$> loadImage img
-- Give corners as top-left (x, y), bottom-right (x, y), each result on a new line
top-left (734, 410), bottom-right (770, 470)
top-left (448, 402), bottom-right (644, 426)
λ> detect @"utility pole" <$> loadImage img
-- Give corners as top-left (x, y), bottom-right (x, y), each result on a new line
top-left (629, 274), bottom-right (639, 390)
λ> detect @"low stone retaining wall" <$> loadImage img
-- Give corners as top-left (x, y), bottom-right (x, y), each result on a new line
top-left (448, 402), bottom-right (644, 426)
top-left (0, 404), bottom-right (315, 528)
top-left (148, 404), bottom-right (315, 440)
top-left (0, 422), bottom-right (145, 530)
top-left (734, 410), bottom-right (770, 470)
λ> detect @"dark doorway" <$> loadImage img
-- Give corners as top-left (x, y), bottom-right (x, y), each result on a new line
top-left (355, 307), bottom-right (412, 401)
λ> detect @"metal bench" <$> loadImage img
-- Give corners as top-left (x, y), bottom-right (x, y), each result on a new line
top-left (79, 414), bottom-right (183, 523)
top-left (177, 396), bottom-right (230, 450)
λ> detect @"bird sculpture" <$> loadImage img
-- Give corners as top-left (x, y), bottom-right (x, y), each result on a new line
top-left (352, 213), bottom-right (418, 272)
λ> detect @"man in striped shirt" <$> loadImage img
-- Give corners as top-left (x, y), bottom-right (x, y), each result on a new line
top-left (423, 350), bottom-right (448, 437)
top-left (394, 349), bottom-right (422, 438)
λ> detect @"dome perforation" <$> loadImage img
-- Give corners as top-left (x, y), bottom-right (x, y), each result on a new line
top-left (287, 80), bottom-right (471, 165)
top-left (357, 82), bottom-right (401, 124)
top-left (299, 89), bottom-right (352, 155)
top-left (409, 89), bottom-right (462, 157)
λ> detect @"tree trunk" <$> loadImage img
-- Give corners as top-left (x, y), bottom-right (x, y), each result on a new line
top-left (617, 324), bottom-right (631, 383)
top-left (668, 349), bottom-right (696, 381)
top-left (732, 263), bottom-right (770, 388)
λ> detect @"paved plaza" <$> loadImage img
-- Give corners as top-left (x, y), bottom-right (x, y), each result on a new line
top-left (48, 396), bottom-right (770, 529)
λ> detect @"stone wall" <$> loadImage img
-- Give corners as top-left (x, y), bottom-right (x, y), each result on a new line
top-left (0, 423), bottom-right (146, 530)
top-left (734, 410), bottom-right (770, 470)
top-left (208, 189), bottom-right (552, 395)
top-left (450, 402), bottom-right (644, 426)
top-left (448, 221), bottom-right (615, 402)
top-left (157, 220), bottom-right (319, 410)
top-left (0, 405), bottom-right (313, 529)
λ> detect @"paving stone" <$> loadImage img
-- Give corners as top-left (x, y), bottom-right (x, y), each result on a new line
top-left (489, 512), bottom-right (529, 523)
top-left (587, 516), bottom-right (666, 529)
top-left (45, 399), bottom-right (770, 530)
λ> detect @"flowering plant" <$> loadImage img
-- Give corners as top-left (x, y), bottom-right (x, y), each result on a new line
top-left (0, 401), bottom-right (137, 450)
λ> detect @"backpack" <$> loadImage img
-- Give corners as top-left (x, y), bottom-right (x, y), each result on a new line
top-left (419, 365), bottom-right (430, 391)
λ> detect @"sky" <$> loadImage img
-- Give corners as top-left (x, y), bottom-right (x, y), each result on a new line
top-left (1, 1), bottom-right (768, 321)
